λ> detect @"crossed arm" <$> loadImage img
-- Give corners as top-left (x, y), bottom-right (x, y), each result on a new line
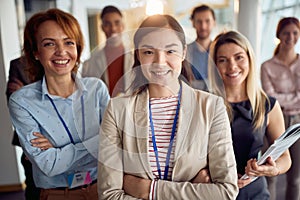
top-left (123, 169), bottom-right (211, 199)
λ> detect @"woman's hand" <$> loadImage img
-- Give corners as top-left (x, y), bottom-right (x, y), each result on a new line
top-left (30, 132), bottom-right (53, 150)
top-left (237, 174), bottom-right (252, 188)
top-left (191, 168), bottom-right (211, 183)
top-left (245, 157), bottom-right (280, 178)
top-left (123, 174), bottom-right (151, 199)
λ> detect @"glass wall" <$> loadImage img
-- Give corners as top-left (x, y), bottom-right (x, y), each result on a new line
top-left (260, 0), bottom-right (300, 64)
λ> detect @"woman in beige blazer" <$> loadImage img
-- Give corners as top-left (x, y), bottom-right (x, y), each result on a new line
top-left (98, 14), bottom-right (238, 200)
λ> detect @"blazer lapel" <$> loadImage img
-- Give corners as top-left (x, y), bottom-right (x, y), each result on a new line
top-left (134, 90), bottom-right (153, 178)
top-left (174, 82), bottom-right (195, 159)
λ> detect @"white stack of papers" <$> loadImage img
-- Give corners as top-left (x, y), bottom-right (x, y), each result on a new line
top-left (240, 123), bottom-right (300, 181)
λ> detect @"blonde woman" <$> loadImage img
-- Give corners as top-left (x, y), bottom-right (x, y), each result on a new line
top-left (209, 31), bottom-right (291, 199)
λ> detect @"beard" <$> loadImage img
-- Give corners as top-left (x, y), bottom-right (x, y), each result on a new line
top-left (197, 30), bottom-right (210, 40)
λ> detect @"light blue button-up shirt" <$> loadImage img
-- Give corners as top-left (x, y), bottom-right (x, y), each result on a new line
top-left (9, 74), bottom-right (110, 189)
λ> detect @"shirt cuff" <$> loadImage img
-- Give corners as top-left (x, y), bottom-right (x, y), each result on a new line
top-left (149, 179), bottom-right (157, 200)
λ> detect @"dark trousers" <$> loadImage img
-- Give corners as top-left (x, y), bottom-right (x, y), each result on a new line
top-left (21, 153), bottom-right (40, 200)
top-left (284, 114), bottom-right (300, 200)
top-left (237, 177), bottom-right (270, 200)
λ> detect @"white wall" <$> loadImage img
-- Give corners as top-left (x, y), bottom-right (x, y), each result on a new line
top-left (238, 0), bottom-right (261, 59)
top-left (0, 0), bottom-right (24, 186)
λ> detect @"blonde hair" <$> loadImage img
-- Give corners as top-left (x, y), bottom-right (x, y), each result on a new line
top-left (209, 31), bottom-right (269, 130)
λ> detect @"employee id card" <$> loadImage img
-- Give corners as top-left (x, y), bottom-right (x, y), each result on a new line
top-left (67, 171), bottom-right (92, 189)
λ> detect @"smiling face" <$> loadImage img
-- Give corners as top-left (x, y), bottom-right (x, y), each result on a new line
top-left (101, 12), bottom-right (124, 46)
top-left (34, 20), bottom-right (77, 78)
top-left (192, 10), bottom-right (215, 40)
top-left (278, 23), bottom-right (300, 50)
top-left (137, 28), bottom-right (186, 89)
top-left (215, 43), bottom-right (249, 89)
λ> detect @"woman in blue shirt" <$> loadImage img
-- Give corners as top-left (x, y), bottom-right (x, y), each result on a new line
top-left (8, 8), bottom-right (109, 200)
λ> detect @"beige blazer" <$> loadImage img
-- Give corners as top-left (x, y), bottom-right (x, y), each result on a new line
top-left (98, 82), bottom-right (238, 200)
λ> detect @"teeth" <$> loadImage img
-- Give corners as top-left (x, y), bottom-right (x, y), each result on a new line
top-left (228, 72), bottom-right (239, 77)
top-left (111, 33), bottom-right (118, 38)
top-left (54, 60), bottom-right (68, 64)
top-left (153, 71), bottom-right (168, 76)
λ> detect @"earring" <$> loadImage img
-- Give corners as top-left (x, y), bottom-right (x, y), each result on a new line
top-left (35, 57), bottom-right (38, 60)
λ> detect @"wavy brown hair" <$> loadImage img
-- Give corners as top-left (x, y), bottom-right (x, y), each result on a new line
top-left (23, 8), bottom-right (84, 82)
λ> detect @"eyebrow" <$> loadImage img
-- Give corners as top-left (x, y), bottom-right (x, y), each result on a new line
top-left (217, 52), bottom-right (245, 58)
top-left (140, 43), bottom-right (179, 48)
top-left (41, 37), bottom-right (71, 42)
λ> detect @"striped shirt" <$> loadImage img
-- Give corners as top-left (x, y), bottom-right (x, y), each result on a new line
top-left (148, 95), bottom-right (179, 181)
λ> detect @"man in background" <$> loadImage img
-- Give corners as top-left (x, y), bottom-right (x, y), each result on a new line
top-left (6, 56), bottom-right (40, 200)
top-left (186, 4), bottom-right (216, 91)
top-left (82, 5), bottom-right (133, 97)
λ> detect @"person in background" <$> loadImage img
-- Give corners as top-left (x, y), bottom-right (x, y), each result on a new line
top-left (261, 17), bottom-right (300, 200)
top-left (82, 5), bottom-right (134, 97)
top-left (186, 4), bottom-right (216, 91)
top-left (6, 56), bottom-right (40, 200)
top-left (209, 30), bottom-right (291, 200)
top-left (98, 14), bottom-right (238, 200)
top-left (8, 8), bottom-right (109, 200)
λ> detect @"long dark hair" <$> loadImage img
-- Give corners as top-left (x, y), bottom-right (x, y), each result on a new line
top-left (130, 14), bottom-right (194, 94)
top-left (23, 8), bottom-right (84, 82)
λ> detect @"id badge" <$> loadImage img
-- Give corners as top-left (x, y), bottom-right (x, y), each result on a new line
top-left (67, 171), bottom-right (92, 189)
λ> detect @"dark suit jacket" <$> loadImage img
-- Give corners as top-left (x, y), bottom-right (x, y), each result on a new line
top-left (6, 57), bottom-right (31, 146)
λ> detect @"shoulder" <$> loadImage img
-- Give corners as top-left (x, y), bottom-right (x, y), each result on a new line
top-left (266, 96), bottom-right (277, 113)
top-left (90, 46), bottom-right (105, 58)
top-left (187, 41), bottom-right (196, 50)
top-left (261, 57), bottom-right (276, 68)
top-left (84, 47), bottom-right (105, 65)
top-left (80, 77), bottom-right (107, 91)
top-left (9, 81), bottom-right (42, 102)
top-left (182, 83), bottom-right (224, 108)
top-left (10, 57), bottom-right (23, 68)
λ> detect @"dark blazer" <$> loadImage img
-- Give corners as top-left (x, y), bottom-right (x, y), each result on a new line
top-left (6, 57), bottom-right (31, 146)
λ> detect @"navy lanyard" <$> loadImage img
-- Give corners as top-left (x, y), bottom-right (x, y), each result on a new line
top-left (149, 86), bottom-right (182, 180)
top-left (46, 94), bottom-right (85, 144)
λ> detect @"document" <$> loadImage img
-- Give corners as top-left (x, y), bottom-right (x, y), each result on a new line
top-left (240, 123), bottom-right (300, 181)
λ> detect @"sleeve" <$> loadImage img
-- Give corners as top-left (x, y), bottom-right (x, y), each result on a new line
top-left (261, 63), bottom-right (300, 109)
top-left (97, 80), bottom-right (110, 123)
top-left (8, 97), bottom-right (99, 177)
top-left (154, 97), bottom-right (238, 200)
top-left (98, 100), bottom-right (139, 200)
top-left (81, 52), bottom-right (102, 78)
top-left (6, 59), bottom-right (26, 102)
top-left (81, 60), bottom-right (90, 77)
top-left (149, 180), bottom-right (157, 200)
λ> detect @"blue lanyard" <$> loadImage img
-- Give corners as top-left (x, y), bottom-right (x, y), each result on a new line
top-left (149, 86), bottom-right (182, 180)
top-left (46, 94), bottom-right (85, 144)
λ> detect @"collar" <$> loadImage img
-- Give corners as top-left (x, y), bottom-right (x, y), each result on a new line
top-left (41, 73), bottom-right (87, 101)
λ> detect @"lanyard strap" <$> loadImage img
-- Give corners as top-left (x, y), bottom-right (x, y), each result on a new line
top-left (46, 94), bottom-right (85, 144)
top-left (149, 86), bottom-right (182, 180)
